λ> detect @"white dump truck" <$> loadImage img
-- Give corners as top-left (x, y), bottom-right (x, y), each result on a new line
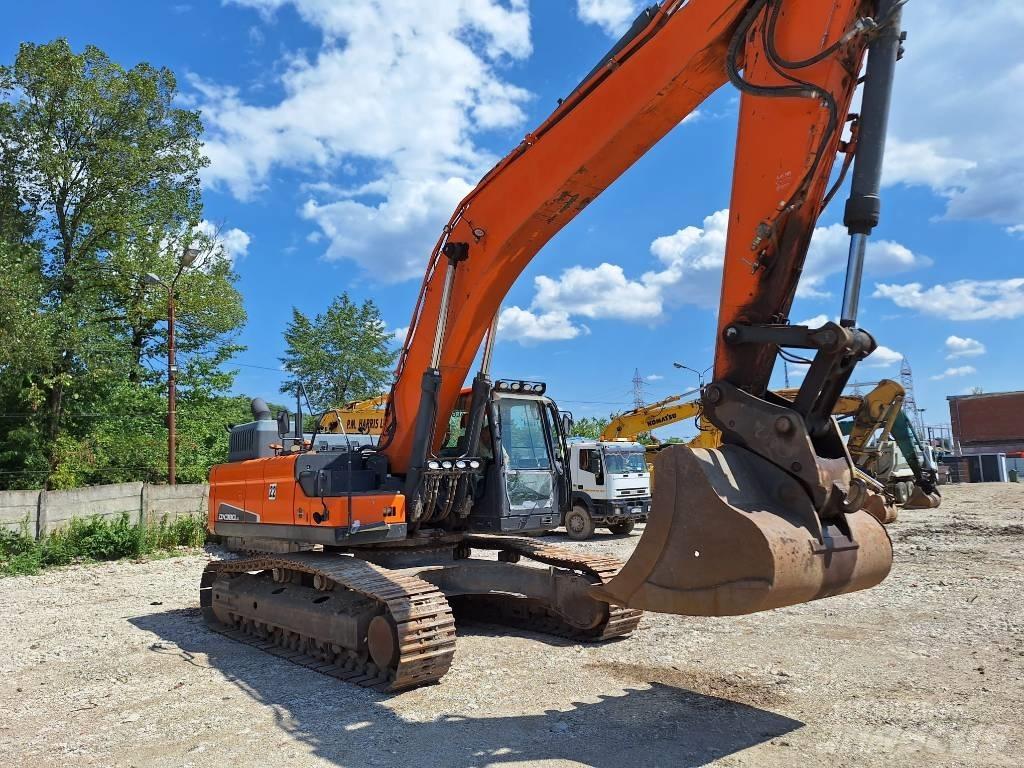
top-left (564, 440), bottom-right (651, 540)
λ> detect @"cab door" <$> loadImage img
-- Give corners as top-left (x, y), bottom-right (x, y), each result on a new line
top-left (544, 402), bottom-right (571, 513)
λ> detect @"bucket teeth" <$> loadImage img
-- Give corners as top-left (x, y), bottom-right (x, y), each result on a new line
top-left (591, 444), bottom-right (893, 616)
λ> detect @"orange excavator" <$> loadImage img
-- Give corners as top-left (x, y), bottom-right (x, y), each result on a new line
top-left (203, 0), bottom-right (906, 690)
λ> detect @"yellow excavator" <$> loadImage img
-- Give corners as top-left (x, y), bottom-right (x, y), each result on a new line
top-left (318, 395), bottom-right (388, 436)
top-left (602, 393), bottom-right (718, 449)
top-left (604, 379), bottom-right (940, 521)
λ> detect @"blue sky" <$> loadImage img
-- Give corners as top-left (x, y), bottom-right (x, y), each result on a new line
top-left (7, 1), bottom-right (1023, 439)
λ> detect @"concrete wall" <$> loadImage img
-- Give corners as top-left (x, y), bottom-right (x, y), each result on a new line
top-left (0, 483), bottom-right (208, 539)
top-left (144, 483), bottom-right (208, 524)
top-left (41, 482), bottom-right (144, 535)
top-left (0, 489), bottom-right (41, 534)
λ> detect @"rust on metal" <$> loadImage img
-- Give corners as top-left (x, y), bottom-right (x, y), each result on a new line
top-left (201, 553), bottom-right (456, 692)
top-left (200, 537), bottom-right (642, 692)
top-left (591, 443), bottom-right (893, 616)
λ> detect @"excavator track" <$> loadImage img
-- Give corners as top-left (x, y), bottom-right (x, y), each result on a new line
top-left (459, 535), bottom-right (644, 641)
top-left (200, 553), bottom-right (456, 692)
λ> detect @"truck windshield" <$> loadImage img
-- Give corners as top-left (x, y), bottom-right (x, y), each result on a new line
top-left (604, 451), bottom-right (647, 474)
top-left (497, 398), bottom-right (552, 471)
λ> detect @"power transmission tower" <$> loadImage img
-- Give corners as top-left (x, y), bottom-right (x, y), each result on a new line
top-left (899, 356), bottom-right (925, 434)
top-left (632, 368), bottom-right (645, 409)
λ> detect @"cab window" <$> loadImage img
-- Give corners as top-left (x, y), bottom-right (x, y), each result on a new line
top-left (442, 409), bottom-right (467, 451)
top-left (578, 449), bottom-right (603, 480)
top-left (497, 398), bottom-right (552, 470)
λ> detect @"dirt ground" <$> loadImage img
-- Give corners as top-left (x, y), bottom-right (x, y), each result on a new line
top-left (1, 483), bottom-right (1022, 768)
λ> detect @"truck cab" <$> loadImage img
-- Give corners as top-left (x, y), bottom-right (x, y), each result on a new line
top-left (565, 440), bottom-right (650, 540)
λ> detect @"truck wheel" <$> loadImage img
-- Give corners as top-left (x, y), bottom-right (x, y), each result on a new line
top-left (565, 506), bottom-right (595, 541)
top-left (608, 520), bottom-right (635, 535)
top-left (893, 482), bottom-right (909, 505)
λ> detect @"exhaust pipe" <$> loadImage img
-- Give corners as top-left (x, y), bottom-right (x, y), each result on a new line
top-left (250, 397), bottom-right (272, 421)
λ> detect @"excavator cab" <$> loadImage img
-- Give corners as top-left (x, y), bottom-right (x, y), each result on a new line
top-left (465, 381), bottom-right (570, 533)
top-left (419, 379), bottom-right (570, 535)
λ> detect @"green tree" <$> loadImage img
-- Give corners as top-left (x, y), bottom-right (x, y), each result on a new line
top-left (569, 416), bottom-right (610, 440)
top-left (280, 293), bottom-right (397, 412)
top-left (0, 40), bottom-right (246, 488)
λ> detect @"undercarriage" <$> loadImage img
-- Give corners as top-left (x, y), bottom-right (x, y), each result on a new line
top-left (200, 533), bottom-right (642, 691)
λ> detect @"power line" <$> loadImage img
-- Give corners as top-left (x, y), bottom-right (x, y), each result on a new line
top-left (558, 398), bottom-right (634, 406)
top-left (0, 412), bottom-right (168, 419)
top-left (233, 361), bottom-right (288, 374)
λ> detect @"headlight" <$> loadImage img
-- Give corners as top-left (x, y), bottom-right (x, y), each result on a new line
top-left (427, 460), bottom-right (441, 470)
top-left (511, 381), bottom-right (522, 391)
top-left (455, 460), bottom-right (467, 469)
top-left (496, 381), bottom-right (508, 391)
top-left (469, 459), bottom-right (481, 469)
top-left (441, 460), bottom-right (453, 469)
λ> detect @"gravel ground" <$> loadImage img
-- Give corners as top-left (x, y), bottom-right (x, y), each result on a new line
top-left (1, 483), bottom-right (1022, 768)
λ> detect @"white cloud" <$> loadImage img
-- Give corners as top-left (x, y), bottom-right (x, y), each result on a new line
top-left (195, 220), bottom-right (251, 266)
top-left (301, 176), bottom-right (475, 281)
top-left (533, 263), bottom-right (662, 320)
top-left (391, 326), bottom-right (409, 344)
top-left (497, 306), bottom-right (587, 345)
top-left (576, 0), bottom-right (642, 36)
top-left (873, 279), bottom-right (1024, 320)
top-left (644, 209), bottom-right (731, 308)
top-left (885, 2), bottom-right (1024, 229)
top-left (510, 209), bottom-right (925, 341)
top-left (800, 224), bottom-right (932, 298)
top-left (866, 345), bottom-right (903, 368)
top-left (645, 374), bottom-right (663, 381)
top-left (931, 365), bottom-right (977, 381)
top-left (1007, 225), bottom-right (1024, 237)
top-left (945, 335), bottom-right (986, 359)
top-left (882, 138), bottom-right (976, 190)
top-left (797, 314), bottom-right (831, 328)
top-left (194, 0), bottom-right (532, 280)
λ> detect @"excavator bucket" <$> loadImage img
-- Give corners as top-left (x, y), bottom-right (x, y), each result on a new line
top-left (862, 492), bottom-right (898, 525)
top-left (903, 485), bottom-right (942, 510)
top-left (591, 444), bottom-right (893, 616)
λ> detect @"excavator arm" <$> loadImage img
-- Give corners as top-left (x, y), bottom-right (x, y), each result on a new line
top-left (382, 0), bottom-right (908, 617)
top-left (601, 394), bottom-right (702, 442)
top-left (888, 411), bottom-right (942, 508)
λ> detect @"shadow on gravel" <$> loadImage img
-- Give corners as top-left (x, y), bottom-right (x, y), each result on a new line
top-left (132, 608), bottom-right (801, 767)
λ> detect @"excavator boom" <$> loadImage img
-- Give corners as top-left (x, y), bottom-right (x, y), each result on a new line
top-left (384, 0), bottom-right (748, 473)
top-left (384, 0), bottom-right (905, 617)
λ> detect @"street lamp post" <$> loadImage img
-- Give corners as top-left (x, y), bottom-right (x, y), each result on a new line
top-left (146, 247), bottom-right (200, 485)
top-left (673, 362), bottom-right (713, 390)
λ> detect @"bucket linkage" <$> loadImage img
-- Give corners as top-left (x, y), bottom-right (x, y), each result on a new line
top-left (593, 322), bottom-right (894, 616)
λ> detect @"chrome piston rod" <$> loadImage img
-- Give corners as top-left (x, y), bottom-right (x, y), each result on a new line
top-left (840, 0), bottom-right (903, 327)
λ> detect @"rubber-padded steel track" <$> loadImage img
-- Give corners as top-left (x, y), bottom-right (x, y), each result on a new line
top-left (462, 535), bottom-right (643, 640)
top-left (200, 553), bottom-right (456, 692)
